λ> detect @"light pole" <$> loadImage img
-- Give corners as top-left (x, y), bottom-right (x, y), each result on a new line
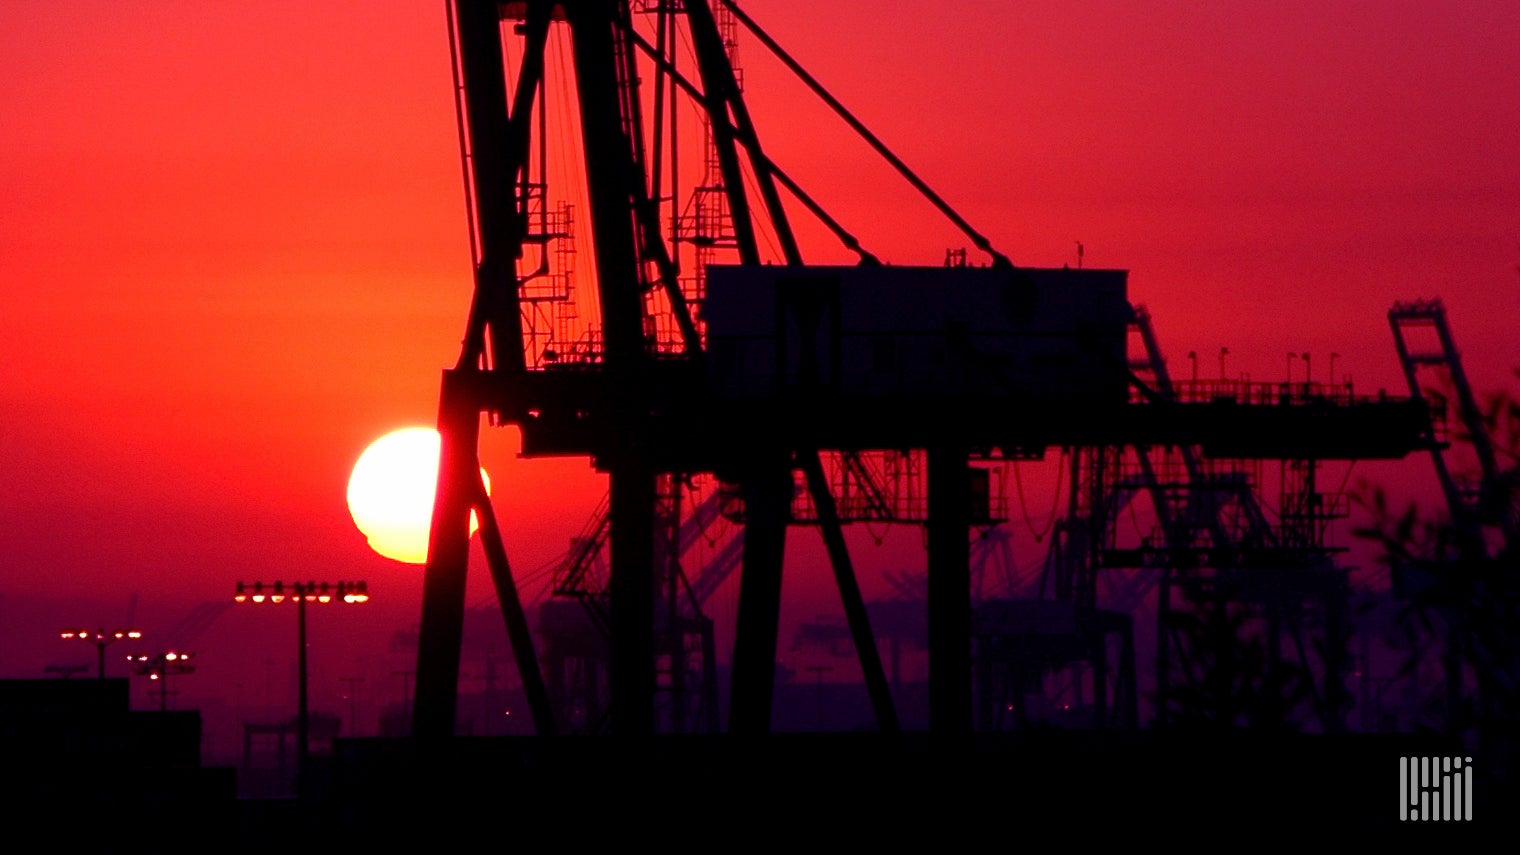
top-left (235, 580), bottom-right (369, 799)
top-left (126, 650), bottom-right (195, 711)
top-left (61, 628), bottom-right (142, 679)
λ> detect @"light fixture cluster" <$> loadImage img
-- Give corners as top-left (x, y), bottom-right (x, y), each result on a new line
top-left (59, 628), bottom-right (147, 679)
top-left (61, 628), bottom-right (143, 643)
top-left (234, 580), bottom-right (370, 605)
top-left (125, 650), bottom-right (195, 679)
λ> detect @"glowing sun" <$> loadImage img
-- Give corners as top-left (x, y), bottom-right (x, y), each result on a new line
top-left (346, 426), bottom-right (490, 564)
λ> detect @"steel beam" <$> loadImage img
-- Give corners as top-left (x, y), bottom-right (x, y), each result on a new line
top-left (927, 444), bottom-right (973, 736)
top-left (728, 453), bottom-right (792, 733)
top-left (800, 449), bottom-right (900, 732)
top-left (414, 370), bottom-right (483, 738)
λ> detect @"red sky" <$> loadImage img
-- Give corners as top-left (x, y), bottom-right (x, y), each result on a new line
top-left (2, 1), bottom-right (1516, 747)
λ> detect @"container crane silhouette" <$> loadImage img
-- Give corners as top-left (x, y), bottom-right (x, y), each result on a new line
top-left (410, 0), bottom-right (1436, 744)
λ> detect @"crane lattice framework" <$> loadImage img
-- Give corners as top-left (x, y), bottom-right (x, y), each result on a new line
top-left (412, 0), bottom-right (1437, 740)
top-left (1390, 298), bottom-right (1514, 559)
top-left (1061, 306), bottom-right (1362, 732)
top-left (1387, 298), bottom-right (1518, 726)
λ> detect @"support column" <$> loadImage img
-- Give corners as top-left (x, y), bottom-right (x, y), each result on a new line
top-left (609, 461), bottom-right (657, 736)
top-left (414, 369), bottom-right (482, 739)
top-left (927, 444), bottom-right (972, 736)
top-left (296, 593), bottom-right (309, 798)
top-left (1156, 568), bottom-right (1173, 725)
top-left (1321, 572), bottom-right (1351, 734)
top-left (1091, 622), bottom-right (1108, 729)
top-left (729, 453), bottom-right (792, 734)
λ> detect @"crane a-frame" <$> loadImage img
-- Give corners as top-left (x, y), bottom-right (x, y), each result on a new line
top-left (412, 0), bottom-right (1435, 740)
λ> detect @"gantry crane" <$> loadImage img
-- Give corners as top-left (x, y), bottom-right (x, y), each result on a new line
top-left (1390, 299), bottom-right (1513, 558)
top-left (412, 0), bottom-right (1437, 742)
top-left (1387, 298), bottom-right (1518, 729)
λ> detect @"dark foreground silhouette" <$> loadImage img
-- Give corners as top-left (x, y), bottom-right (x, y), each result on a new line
top-left (8, 677), bottom-right (1509, 852)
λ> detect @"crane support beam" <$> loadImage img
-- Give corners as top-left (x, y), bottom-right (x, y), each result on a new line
top-left (469, 363), bottom-right (1435, 465)
top-left (683, 0), bottom-right (763, 265)
top-left (566, 2), bottom-right (646, 367)
top-left (928, 443), bottom-right (973, 736)
top-left (414, 370), bottom-right (484, 739)
top-left (800, 449), bottom-right (900, 732)
top-left (728, 451), bottom-right (792, 734)
top-left (450, 0), bottom-right (533, 371)
top-left (608, 462), bottom-right (657, 735)
top-left (717, 0), bottom-right (1010, 267)
top-left (471, 478), bottom-right (557, 736)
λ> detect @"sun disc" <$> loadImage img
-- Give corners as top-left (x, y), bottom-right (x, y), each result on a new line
top-left (347, 427), bottom-right (490, 564)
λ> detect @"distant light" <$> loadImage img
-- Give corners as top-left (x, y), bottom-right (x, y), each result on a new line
top-left (61, 628), bottom-right (141, 646)
top-left (236, 580), bottom-right (368, 606)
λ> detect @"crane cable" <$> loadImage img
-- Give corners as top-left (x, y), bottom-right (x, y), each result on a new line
top-left (1012, 450), bottom-right (1064, 543)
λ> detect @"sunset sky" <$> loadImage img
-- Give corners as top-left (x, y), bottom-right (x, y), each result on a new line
top-left (2, 1), bottom-right (1516, 745)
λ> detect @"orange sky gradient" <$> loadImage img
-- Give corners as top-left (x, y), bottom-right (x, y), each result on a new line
top-left (2, 1), bottom-right (1517, 744)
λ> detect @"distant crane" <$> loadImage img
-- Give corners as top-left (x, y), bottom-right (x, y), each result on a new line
top-left (1387, 298), bottom-right (1518, 728)
top-left (1390, 298), bottom-right (1509, 557)
top-left (163, 601), bottom-right (233, 651)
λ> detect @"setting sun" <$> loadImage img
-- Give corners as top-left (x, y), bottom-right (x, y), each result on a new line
top-left (347, 427), bottom-right (490, 564)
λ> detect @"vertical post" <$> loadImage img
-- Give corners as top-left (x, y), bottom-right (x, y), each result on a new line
top-left (608, 462), bottom-right (656, 736)
top-left (415, 370), bottom-right (482, 738)
top-left (927, 444), bottom-right (972, 737)
top-left (1091, 627), bottom-right (1107, 729)
top-left (97, 643), bottom-right (106, 681)
top-left (297, 590), bottom-right (309, 800)
top-left (1156, 569), bottom-right (1172, 725)
top-left (729, 453), bottom-right (792, 734)
top-left (564, 1), bottom-right (657, 738)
